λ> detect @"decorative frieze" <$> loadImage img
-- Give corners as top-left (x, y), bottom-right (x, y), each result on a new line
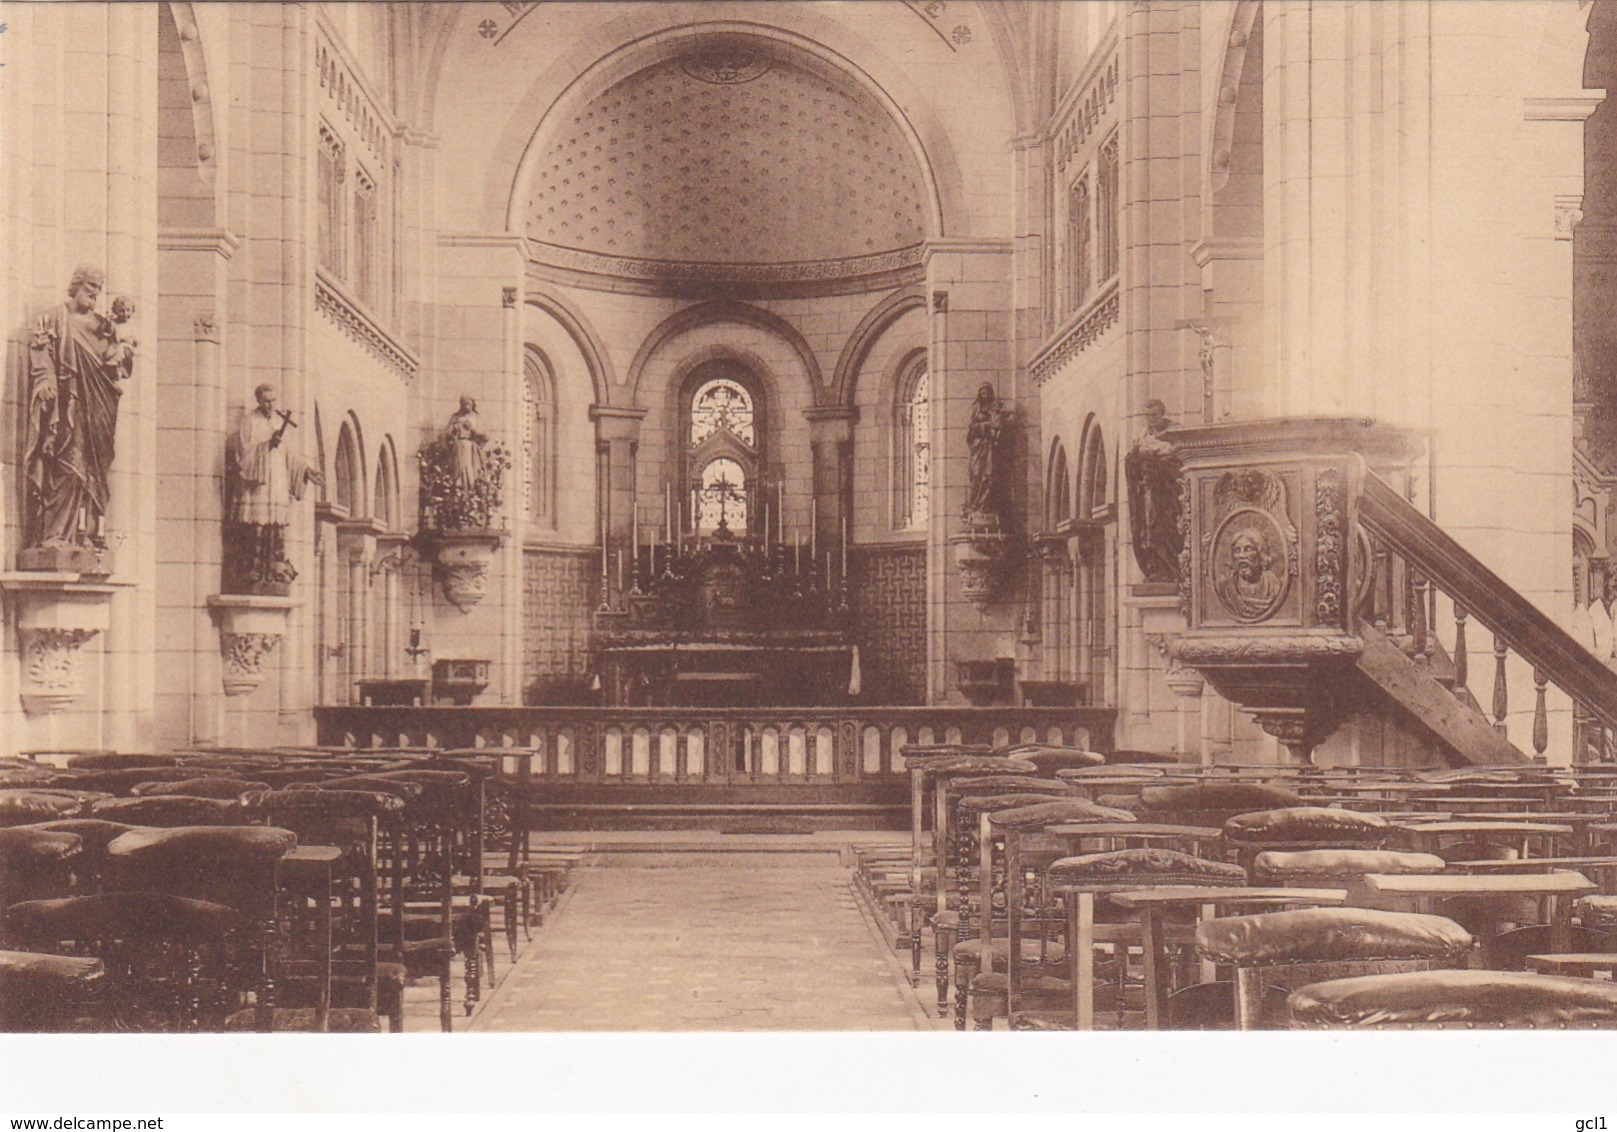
top-left (1029, 285), bottom-right (1120, 385)
top-left (1053, 54), bottom-right (1120, 173)
top-left (314, 270), bottom-right (419, 381)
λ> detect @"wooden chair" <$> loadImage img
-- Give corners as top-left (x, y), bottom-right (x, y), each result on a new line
top-left (4, 892), bottom-right (241, 1031)
top-left (104, 825), bottom-right (297, 1031)
top-left (0, 829), bottom-right (83, 923)
top-left (1194, 907), bottom-right (1475, 1029)
top-left (1030, 847), bottom-right (1247, 1031)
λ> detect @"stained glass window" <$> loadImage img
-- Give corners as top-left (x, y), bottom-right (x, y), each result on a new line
top-left (698, 457), bottom-right (748, 534)
top-left (690, 379), bottom-right (755, 447)
top-left (899, 371), bottom-right (937, 530)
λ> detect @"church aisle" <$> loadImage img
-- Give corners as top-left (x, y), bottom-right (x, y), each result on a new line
top-left (471, 851), bottom-right (944, 1031)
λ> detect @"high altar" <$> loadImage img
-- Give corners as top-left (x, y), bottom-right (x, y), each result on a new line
top-left (592, 525), bottom-right (855, 708)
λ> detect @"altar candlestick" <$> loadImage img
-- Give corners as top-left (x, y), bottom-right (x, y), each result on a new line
top-left (633, 503), bottom-right (639, 559)
top-left (763, 500), bottom-right (771, 553)
top-left (665, 484), bottom-right (674, 557)
top-left (811, 499), bottom-right (818, 559)
top-left (794, 528), bottom-right (801, 573)
top-left (777, 481), bottom-right (784, 543)
top-left (616, 551), bottom-right (623, 594)
top-left (841, 515), bottom-right (848, 576)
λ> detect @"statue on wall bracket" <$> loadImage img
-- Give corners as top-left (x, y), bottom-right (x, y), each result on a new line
top-left (20, 266), bottom-right (138, 576)
top-left (1123, 399), bottom-right (1184, 585)
top-left (417, 395), bottom-right (511, 612)
top-left (223, 383), bottom-right (323, 596)
top-left (950, 382), bottom-right (1016, 608)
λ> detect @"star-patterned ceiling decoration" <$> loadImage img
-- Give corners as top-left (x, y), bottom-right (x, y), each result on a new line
top-left (523, 46), bottom-right (927, 266)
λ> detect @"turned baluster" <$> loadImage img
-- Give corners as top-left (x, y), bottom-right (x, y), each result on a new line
top-left (1410, 571), bottom-right (1429, 665)
top-left (1492, 635), bottom-right (1509, 737)
top-left (1532, 670), bottom-right (1549, 760)
top-left (1372, 541), bottom-right (1392, 630)
top-left (1453, 606), bottom-right (1469, 690)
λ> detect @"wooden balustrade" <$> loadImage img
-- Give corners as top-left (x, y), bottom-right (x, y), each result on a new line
top-left (1358, 470), bottom-right (1617, 763)
top-left (313, 705), bottom-right (1116, 788)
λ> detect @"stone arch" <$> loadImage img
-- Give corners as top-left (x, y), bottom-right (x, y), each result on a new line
top-left (1206, 1), bottom-right (1262, 203)
top-left (1046, 436), bottom-right (1072, 530)
top-left (1076, 414), bottom-right (1110, 520)
top-left (374, 436), bottom-right (400, 530)
top-left (333, 415), bottom-right (367, 518)
top-left (626, 300), bottom-right (822, 405)
top-left (523, 289), bottom-right (615, 404)
top-left (158, 2), bottom-right (221, 224)
top-left (831, 286), bottom-right (926, 408)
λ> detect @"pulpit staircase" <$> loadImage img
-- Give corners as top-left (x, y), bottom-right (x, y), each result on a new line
top-left (1165, 418), bottom-right (1617, 768)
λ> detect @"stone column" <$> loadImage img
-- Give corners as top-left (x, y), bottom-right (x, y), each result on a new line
top-left (806, 407), bottom-right (857, 580)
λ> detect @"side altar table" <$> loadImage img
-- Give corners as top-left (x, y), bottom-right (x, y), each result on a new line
top-left (595, 628), bottom-right (854, 707)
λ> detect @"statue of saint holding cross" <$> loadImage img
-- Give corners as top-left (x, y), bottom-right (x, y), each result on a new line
top-left (225, 383), bottom-right (323, 593)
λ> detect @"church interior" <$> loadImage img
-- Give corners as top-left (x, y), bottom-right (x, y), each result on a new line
top-left (13, 0), bottom-right (1617, 1040)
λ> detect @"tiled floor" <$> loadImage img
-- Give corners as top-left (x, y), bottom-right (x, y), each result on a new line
top-left (469, 849), bottom-right (943, 1032)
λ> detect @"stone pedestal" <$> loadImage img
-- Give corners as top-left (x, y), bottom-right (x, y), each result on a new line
top-left (429, 530), bottom-right (506, 613)
top-left (0, 575), bottom-right (122, 715)
top-left (948, 526), bottom-right (1014, 610)
top-left (206, 594), bottom-right (300, 696)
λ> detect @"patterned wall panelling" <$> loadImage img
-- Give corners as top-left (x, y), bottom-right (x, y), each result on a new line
top-left (522, 549), bottom-right (597, 702)
top-left (523, 54), bottom-right (925, 264)
top-left (851, 546), bottom-right (927, 704)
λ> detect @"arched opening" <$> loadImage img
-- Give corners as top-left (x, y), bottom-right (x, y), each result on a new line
top-left (523, 347), bottom-right (557, 524)
top-left (682, 366), bottom-right (765, 537)
top-left (893, 356), bottom-right (930, 530)
top-left (1074, 419), bottom-right (1114, 705)
top-left (333, 422), bottom-right (362, 516)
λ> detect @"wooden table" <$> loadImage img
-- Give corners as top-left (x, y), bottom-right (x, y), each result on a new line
top-left (1361, 870), bottom-right (1597, 960)
top-left (1103, 886), bottom-right (1348, 1029)
top-left (1395, 820), bottom-right (1576, 860)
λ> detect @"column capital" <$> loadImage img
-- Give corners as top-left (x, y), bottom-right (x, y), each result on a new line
top-left (589, 403), bottom-right (647, 444)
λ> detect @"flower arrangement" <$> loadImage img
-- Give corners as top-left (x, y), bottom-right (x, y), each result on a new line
top-left (418, 435), bottom-right (512, 534)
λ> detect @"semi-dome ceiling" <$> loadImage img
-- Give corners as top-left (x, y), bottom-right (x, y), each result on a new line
top-left (522, 39), bottom-right (927, 267)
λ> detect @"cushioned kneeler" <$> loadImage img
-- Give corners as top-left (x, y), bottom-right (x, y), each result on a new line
top-left (1253, 849), bottom-right (1446, 879)
top-left (1048, 847), bottom-right (1244, 888)
top-left (1196, 907), bottom-right (1474, 1029)
top-left (950, 775), bottom-right (1074, 795)
top-left (1139, 782), bottom-right (1305, 812)
top-left (1224, 807), bottom-right (1391, 849)
top-left (1287, 969), bottom-right (1617, 1028)
top-left (997, 747), bottom-right (1107, 774)
top-left (990, 799), bottom-right (1138, 828)
top-left (0, 791), bottom-right (84, 827)
top-left (927, 756), bottom-right (1037, 778)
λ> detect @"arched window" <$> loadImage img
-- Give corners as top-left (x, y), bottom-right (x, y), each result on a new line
top-left (684, 367), bottom-right (762, 538)
top-left (894, 360), bottom-right (930, 529)
top-left (334, 423), bottom-right (360, 514)
top-left (373, 443), bottom-right (397, 529)
top-left (523, 349), bottom-right (556, 522)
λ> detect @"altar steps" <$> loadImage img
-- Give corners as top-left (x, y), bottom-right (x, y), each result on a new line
top-left (526, 800), bottom-right (907, 832)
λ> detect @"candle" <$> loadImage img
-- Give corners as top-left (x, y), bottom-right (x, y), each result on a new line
top-left (600, 516), bottom-right (608, 578)
top-left (616, 551), bottom-right (623, 593)
top-left (763, 500), bottom-right (771, 553)
top-left (811, 499), bottom-right (818, 559)
top-left (777, 481), bottom-right (784, 543)
top-left (665, 484), bottom-right (673, 554)
top-left (842, 515), bottom-right (848, 576)
top-left (633, 502), bottom-right (639, 559)
top-left (794, 528), bottom-right (801, 573)
top-left (825, 550), bottom-right (832, 586)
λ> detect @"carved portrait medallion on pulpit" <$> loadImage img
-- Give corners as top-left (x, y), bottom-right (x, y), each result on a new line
top-left (1201, 469), bottom-right (1298, 625)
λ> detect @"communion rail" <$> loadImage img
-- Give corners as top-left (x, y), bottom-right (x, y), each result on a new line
top-left (1358, 470), bottom-right (1617, 761)
top-left (312, 704), bottom-right (1116, 788)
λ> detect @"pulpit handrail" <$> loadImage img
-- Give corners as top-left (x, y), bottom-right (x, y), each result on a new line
top-left (1358, 470), bottom-right (1617, 730)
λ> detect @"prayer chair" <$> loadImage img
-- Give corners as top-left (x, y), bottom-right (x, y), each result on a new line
top-left (90, 795), bottom-right (255, 826)
top-left (0, 790), bottom-right (86, 828)
top-left (1030, 847), bottom-right (1247, 1031)
top-left (4, 892), bottom-right (241, 1031)
top-left (1252, 849), bottom-right (1447, 909)
top-left (131, 776), bottom-right (272, 800)
top-left (1223, 807), bottom-right (1393, 873)
top-left (1194, 907), bottom-right (1475, 1029)
top-left (1287, 969), bottom-right (1617, 1028)
top-left (1134, 782), bottom-right (1308, 833)
top-left (22, 820), bottom-right (142, 894)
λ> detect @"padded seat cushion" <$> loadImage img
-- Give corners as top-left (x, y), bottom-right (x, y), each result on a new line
top-left (989, 799), bottom-right (1137, 829)
top-left (5, 892), bottom-right (241, 941)
top-left (0, 828), bottom-right (82, 867)
top-left (1580, 895), bottom-right (1617, 930)
top-left (1139, 783), bottom-right (1306, 813)
top-left (953, 938), bottom-right (1066, 964)
top-left (22, 820), bottom-right (140, 855)
top-left (927, 757), bottom-right (1038, 778)
top-left (950, 776), bottom-right (1074, 795)
top-left (64, 754), bottom-right (179, 771)
top-left (1223, 807), bottom-right (1391, 847)
top-left (968, 972), bottom-right (1071, 995)
top-left (957, 792), bottom-right (1077, 816)
top-left (249, 788), bottom-right (406, 818)
top-left (1195, 908), bottom-right (1474, 967)
top-left (91, 796), bottom-right (254, 826)
top-left (1061, 764), bottom-right (1168, 779)
top-left (1287, 969), bottom-right (1617, 1028)
top-left (998, 747), bottom-right (1107, 772)
top-left (132, 777), bottom-right (271, 799)
top-left (0, 791), bottom-right (84, 827)
top-left (223, 1007), bottom-right (382, 1033)
top-left (107, 825), bottom-right (297, 865)
top-left (0, 948), bottom-right (105, 986)
top-left (1253, 849), bottom-right (1446, 880)
top-left (1048, 847), bottom-right (1245, 887)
